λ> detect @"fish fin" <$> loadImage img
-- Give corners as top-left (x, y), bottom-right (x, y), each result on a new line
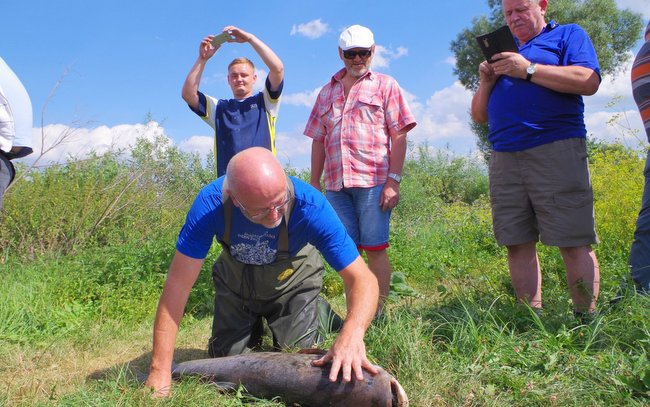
top-left (208, 381), bottom-right (238, 393)
top-left (390, 376), bottom-right (409, 407)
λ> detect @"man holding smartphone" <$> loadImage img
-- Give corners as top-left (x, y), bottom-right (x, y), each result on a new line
top-left (182, 25), bottom-right (284, 176)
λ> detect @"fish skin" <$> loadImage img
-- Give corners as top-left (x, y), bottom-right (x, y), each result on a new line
top-left (171, 352), bottom-right (408, 407)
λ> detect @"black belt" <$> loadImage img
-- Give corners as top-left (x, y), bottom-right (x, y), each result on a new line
top-left (2, 146), bottom-right (33, 160)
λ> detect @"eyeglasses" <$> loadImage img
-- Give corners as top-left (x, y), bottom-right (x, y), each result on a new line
top-left (232, 189), bottom-right (292, 221)
top-left (343, 49), bottom-right (372, 59)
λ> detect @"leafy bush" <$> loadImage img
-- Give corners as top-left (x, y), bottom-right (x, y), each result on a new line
top-left (1, 137), bottom-right (649, 405)
top-left (0, 134), bottom-right (215, 259)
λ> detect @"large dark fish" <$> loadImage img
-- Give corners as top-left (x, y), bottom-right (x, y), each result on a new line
top-left (171, 351), bottom-right (408, 406)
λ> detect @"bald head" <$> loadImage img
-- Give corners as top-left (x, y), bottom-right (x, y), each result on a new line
top-left (225, 147), bottom-right (287, 204)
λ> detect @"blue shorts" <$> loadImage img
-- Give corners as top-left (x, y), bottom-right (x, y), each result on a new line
top-left (325, 184), bottom-right (391, 251)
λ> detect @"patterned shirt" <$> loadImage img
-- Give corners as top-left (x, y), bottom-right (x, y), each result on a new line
top-left (631, 20), bottom-right (650, 141)
top-left (304, 68), bottom-right (416, 190)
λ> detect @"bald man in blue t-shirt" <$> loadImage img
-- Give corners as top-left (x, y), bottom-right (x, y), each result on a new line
top-left (145, 147), bottom-right (380, 397)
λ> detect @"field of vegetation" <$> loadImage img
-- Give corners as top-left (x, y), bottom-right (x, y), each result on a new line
top-left (0, 135), bottom-right (648, 406)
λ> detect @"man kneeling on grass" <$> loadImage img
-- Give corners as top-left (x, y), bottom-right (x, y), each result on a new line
top-left (145, 147), bottom-right (379, 396)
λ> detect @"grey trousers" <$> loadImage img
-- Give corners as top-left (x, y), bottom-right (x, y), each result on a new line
top-left (0, 154), bottom-right (14, 209)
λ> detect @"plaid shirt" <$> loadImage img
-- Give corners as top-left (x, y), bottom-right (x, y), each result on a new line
top-left (304, 68), bottom-right (416, 190)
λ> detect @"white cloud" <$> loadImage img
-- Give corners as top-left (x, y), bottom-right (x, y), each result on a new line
top-left (406, 81), bottom-right (478, 154)
top-left (178, 135), bottom-right (213, 157)
top-left (19, 120), bottom-right (314, 171)
top-left (372, 44), bottom-right (409, 70)
top-left (282, 87), bottom-right (323, 107)
top-left (444, 56), bottom-right (457, 67)
top-left (275, 130), bottom-right (312, 169)
top-left (615, 0), bottom-right (650, 19)
top-left (23, 121), bottom-right (170, 165)
top-left (253, 68), bottom-right (268, 93)
top-left (584, 56), bottom-right (646, 147)
top-left (290, 19), bottom-right (329, 39)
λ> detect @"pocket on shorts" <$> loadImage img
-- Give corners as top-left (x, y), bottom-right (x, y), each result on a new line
top-left (553, 190), bottom-right (592, 209)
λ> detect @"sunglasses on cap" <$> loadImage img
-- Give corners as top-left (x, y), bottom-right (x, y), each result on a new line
top-left (343, 49), bottom-right (372, 59)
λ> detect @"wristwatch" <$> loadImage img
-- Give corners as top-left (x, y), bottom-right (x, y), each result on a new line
top-left (388, 173), bottom-right (402, 183)
top-left (526, 63), bottom-right (537, 82)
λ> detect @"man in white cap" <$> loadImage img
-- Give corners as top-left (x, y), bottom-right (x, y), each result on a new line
top-left (304, 25), bottom-right (416, 311)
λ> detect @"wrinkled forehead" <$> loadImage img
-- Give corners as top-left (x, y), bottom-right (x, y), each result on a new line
top-left (502, 0), bottom-right (536, 10)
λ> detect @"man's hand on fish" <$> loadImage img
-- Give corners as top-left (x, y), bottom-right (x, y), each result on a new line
top-left (312, 325), bottom-right (379, 382)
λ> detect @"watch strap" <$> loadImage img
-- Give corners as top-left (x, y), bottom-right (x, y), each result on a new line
top-left (388, 173), bottom-right (402, 183)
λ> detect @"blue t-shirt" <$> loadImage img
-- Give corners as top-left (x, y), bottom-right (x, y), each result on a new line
top-left (176, 176), bottom-right (359, 272)
top-left (191, 77), bottom-right (283, 176)
top-left (487, 21), bottom-right (601, 152)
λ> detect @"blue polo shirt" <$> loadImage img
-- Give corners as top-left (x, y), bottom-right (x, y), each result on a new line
top-left (487, 21), bottom-right (601, 152)
top-left (176, 176), bottom-right (359, 271)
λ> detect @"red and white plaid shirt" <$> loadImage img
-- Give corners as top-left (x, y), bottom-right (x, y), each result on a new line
top-left (304, 68), bottom-right (416, 191)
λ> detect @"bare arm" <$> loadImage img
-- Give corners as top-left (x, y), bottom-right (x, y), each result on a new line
top-left (182, 36), bottom-right (220, 110)
top-left (380, 130), bottom-right (408, 211)
top-left (310, 140), bottom-right (326, 191)
top-left (145, 251), bottom-right (205, 397)
top-left (471, 61), bottom-right (499, 124)
top-left (490, 51), bottom-right (600, 96)
top-left (312, 256), bottom-right (379, 382)
top-left (224, 26), bottom-right (284, 92)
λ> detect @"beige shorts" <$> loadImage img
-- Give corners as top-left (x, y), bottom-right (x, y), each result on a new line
top-left (488, 138), bottom-right (598, 247)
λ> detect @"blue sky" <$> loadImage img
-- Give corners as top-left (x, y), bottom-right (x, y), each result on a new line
top-left (2, 0), bottom-right (649, 169)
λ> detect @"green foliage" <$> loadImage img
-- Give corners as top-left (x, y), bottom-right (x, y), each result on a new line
top-left (1, 136), bottom-right (649, 405)
top-left (0, 132), bottom-right (215, 259)
top-left (450, 0), bottom-right (644, 157)
top-left (401, 144), bottom-right (488, 206)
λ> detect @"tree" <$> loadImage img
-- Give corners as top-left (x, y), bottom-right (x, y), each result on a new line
top-left (450, 0), bottom-right (644, 160)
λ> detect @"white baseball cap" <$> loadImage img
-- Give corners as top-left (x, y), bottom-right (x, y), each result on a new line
top-left (338, 25), bottom-right (374, 50)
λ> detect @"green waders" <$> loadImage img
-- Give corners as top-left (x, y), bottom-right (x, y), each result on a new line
top-left (207, 181), bottom-right (342, 357)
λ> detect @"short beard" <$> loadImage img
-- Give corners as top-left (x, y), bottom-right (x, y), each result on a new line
top-left (345, 65), bottom-right (368, 78)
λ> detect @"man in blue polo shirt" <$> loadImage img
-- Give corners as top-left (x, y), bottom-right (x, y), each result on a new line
top-left (145, 147), bottom-right (380, 397)
top-left (182, 26), bottom-right (284, 176)
top-left (471, 0), bottom-right (601, 318)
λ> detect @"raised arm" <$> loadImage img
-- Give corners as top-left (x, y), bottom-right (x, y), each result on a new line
top-left (224, 26), bottom-right (284, 92)
top-left (145, 251), bottom-right (205, 397)
top-left (181, 36), bottom-right (220, 110)
top-left (312, 256), bottom-right (379, 382)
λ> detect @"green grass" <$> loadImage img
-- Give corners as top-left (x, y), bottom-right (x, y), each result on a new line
top-left (0, 138), bottom-right (648, 406)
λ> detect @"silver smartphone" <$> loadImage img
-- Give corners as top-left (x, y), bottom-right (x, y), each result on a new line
top-left (211, 31), bottom-right (231, 47)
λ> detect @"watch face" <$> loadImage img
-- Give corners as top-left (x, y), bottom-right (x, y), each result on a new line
top-left (527, 64), bottom-right (536, 74)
